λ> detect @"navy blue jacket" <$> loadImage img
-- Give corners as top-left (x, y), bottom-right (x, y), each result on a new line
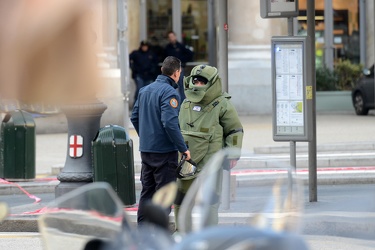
top-left (131, 75), bottom-right (188, 154)
top-left (129, 49), bottom-right (158, 80)
top-left (165, 42), bottom-right (193, 67)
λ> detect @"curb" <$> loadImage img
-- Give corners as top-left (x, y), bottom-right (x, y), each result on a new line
top-left (0, 217), bottom-right (39, 232)
top-left (254, 142), bottom-right (375, 154)
top-left (236, 171), bottom-right (375, 187)
top-left (302, 213), bottom-right (375, 241)
top-left (2, 169), bottom-right (375, 195)
top-left (0, 180), bottom-right (59, 196)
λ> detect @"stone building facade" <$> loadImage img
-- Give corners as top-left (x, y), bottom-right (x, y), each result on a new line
top-left (95, 0), bottom-right (374, 119)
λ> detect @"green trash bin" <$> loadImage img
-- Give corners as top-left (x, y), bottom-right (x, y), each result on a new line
top-left (0, 110), bottom-right (36, 180)
top-left (92, 125), bottom-right (136, 206)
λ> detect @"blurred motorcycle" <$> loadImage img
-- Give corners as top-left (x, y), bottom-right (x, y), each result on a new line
top-left (38, 148), bottom-right (308, 250)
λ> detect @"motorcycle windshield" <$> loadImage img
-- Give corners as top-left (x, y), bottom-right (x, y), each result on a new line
top-left (38, 183), bottom-right (128, 250)
top-left (38, 182), bottom-right (174, 250)
top-left (177, 148), bottom-right (304, 236)
top-left (38, 182), bottom-right (129, 250)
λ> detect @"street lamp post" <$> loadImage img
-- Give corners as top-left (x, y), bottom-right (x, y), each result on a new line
top-left (55, 101), bottom-right (107, 197)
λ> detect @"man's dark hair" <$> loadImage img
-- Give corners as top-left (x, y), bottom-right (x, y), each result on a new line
top-left (166, 31), bottom-right (175, 37)
top-left (161, 56), bottom-right (181, 76)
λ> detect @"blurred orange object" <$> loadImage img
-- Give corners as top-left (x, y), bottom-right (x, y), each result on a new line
top-left (0, 0), bottom-right (102, 108)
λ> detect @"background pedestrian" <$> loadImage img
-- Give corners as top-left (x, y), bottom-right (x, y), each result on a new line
top-left (129, 40), bottom-right (159, 107)
top-left (165, 31), bottom-right (194, 102)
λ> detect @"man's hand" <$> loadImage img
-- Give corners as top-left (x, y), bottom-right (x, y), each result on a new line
top-left (229, 160), bottom-right (237, 169)
top-left (184, 150), bottom-right (191, 161)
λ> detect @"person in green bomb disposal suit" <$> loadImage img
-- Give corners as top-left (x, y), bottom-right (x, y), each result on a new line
top-left (174, 64), bottom-right (244, 231)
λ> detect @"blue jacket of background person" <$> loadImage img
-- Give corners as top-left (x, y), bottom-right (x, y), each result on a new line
top-left (129, 48), bottom-right (158, 80)
top-left (165, 41), bottom-right (193, 67)
top-left (131, 75), bottom-right (188, 154)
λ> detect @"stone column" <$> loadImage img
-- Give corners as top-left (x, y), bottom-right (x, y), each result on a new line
top-left (366, 0), bottom-right (375, 66)
top-left (99, 0), bottom-right (119, 68)
top-left (227, 0), bottom-right (287, 115)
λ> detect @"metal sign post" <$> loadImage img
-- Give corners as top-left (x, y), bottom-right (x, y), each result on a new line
top-left (208, 0), bottom-right (217, 67)
top-left (306, 0), bottom-right (317, 202)
top-left (271, 36), bottom-right (312, 172)
top-left (261, 0), bottom-right (318, 202)
top-left (215, 0), bottom-right (231, 210)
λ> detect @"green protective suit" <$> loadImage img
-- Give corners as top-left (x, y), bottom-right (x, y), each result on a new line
top-left (174, 65), bottom-right (244, 230)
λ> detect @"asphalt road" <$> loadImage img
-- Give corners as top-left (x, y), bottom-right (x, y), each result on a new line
top-left (2, 194), bottom-right (53, 209)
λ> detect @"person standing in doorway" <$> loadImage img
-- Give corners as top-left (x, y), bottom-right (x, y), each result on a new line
top-left (174, 64), bottom-right (244, 231)
top-left (131, 56), bottom-right (191, 225)
top-left (129, 40), bottom-right (159, 107)
top-left (165, 31), bottom-right (194, 102)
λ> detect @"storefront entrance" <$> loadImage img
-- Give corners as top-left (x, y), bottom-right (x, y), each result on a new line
top-left (141, 0), bottom-right (209, 63)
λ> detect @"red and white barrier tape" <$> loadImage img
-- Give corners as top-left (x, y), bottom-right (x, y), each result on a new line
top-left (10, 204), bottom-right (139, 216)
top-left (0, 178), bottom-right (41, 203)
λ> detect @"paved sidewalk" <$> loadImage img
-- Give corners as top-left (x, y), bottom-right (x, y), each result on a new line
top-left (32, 112), bottom-right (375, 176)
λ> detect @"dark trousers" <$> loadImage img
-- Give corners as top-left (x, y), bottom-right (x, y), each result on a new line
top-left (137, 151), bottom-right (178, 224)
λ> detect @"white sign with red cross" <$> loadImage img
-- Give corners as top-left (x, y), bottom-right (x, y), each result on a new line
top-left (69, 135), bottom-right (83, 158)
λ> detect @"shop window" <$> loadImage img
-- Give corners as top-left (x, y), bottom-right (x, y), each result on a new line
top-left (181, 0), bottom-right (208, 61)
top-left (146, 0), bottom-right (208, 63)
top-left (146, 1), bottom-right (173, 63)
top-left (297, 5), bottom-right (360, 67)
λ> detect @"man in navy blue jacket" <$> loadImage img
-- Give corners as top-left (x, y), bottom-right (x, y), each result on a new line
top-left (165, 31), bottom-right (194, 101)
top-left (129, 40), bottom-right (159, 107)
top-left (131, 56), bottom-right (191, 224)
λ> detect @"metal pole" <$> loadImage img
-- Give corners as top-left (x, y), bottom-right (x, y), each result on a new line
top-left (290, 141), bottom-right (296, 170)
top-left (373, 0), bottom-right (375, 110)
top-left (324, 0), bottom-right (334, 70)
top-left (215, 0), bottom-right (229, 210)
top-left (287, 18), bottom-right (297, 171)
top-left (117, 0), bottom-right (130, 132)
top-left (359, 0), bottom-right (366, 66)
top-left (216, 0), bottom-right (228, 93)
top-left (288, 17), bottom-right (294, 36)
top-left (173, 0), bottom-right (182, 42)
top-left (221, 163), bottom-right (230, 210)
top-left (307, 0), bottom-right (317, 202)
top-left (208, 0), bottom-right (217, 67)
top-left (139, 0), bottom-right (147, 41)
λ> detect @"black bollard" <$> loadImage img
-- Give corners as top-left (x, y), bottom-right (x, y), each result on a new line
top-left (55, 100), bottom-right (107, 198)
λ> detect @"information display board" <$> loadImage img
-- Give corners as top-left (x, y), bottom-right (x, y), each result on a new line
top-left (260, 0), bottom-right (299, 18)
top-left (271, 36), bottom-right (312, 141)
